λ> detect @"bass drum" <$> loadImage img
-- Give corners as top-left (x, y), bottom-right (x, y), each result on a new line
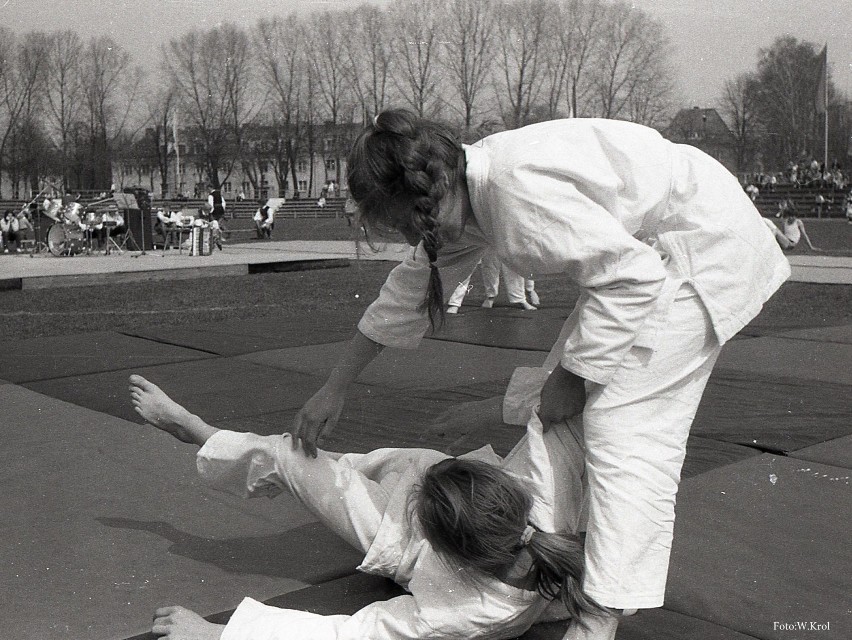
top-left (47, 223), bottom-right (86, 256)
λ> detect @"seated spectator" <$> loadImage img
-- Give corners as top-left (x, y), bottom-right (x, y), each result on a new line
top-left (1, 209), bottom-right (21, 253)
top-left (764, 215), bottom-right (819, 251)
top-left (253, 204), bottom-right (274, 239)
top-left (745, 183), bottom-right (759, 201)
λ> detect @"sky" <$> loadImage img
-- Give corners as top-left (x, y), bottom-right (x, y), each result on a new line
top-left (2, 0), bottom-right (851, 111)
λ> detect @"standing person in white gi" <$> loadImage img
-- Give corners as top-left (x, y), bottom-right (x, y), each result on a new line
top-left (292, 109), bottom-right (790, 639)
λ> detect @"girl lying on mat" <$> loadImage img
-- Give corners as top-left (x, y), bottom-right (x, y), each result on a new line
top-left (128, 374), bottom-right (614, 640)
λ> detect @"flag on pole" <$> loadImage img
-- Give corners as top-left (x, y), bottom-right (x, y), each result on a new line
top-left (815, 45), bottom-right (828, 114)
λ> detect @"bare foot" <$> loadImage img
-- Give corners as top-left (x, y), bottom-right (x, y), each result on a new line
top-left (152, 606), bottom-right (225, 640)
top-left (129, 375), bottom-right (194, 443)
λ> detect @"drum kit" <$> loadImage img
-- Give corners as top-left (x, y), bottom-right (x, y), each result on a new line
top-left (43, 200), bottom-right (122, 257)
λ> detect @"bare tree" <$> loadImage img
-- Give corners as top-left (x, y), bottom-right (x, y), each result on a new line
top-left (82, 36), bottom-right (143, 189)
top-left (540, 0), bottom-right (571, 120)
top-left (592, 2), bottom-right (668, 121)
top-left (304, 12), bottom-right (351, 125)
top-left (624, 39), bottom-right (675, 127)
top-left (256, 14), bottom-right (307, 196)
top-left (143, 86), bottom-right (178, 197)
top-left (0, 29), bottom-right (50, 197)
top-left (344, 5), bottom-right (394, 121)
top-left (752, 36), bottom-right (831, 164)
top-left (304, 12), bottom-right (354, 186)
top-left (389, 0), bottom-right (443, 118)
top-left (562, 0), bottom-right (604, 118)
top-left (9, 32), bottom-right (51, 196)
top-left (165, 24), bottom-right (257, 190)
top-left (722, 72), bottom-right (760, 173)
top-left (44, 30), bottom-right (85, 193)
top-left (493, 0), bottom-right (552, 128)
top-left (439, 0), bottom-right (496, 130)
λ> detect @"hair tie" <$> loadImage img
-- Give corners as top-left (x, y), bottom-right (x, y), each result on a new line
top-left (519, 525), bottom-right (536, 547)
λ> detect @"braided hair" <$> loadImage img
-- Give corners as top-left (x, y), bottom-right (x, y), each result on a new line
top-left (413, 458), bottom-right (608, 625)
top-left (347, 109), bottom-right (466, 329)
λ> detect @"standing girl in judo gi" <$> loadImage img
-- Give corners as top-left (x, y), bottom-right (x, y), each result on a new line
top-left (129, 374), bottom-right (602, 640)
top-left (292, 109), bottom-right (790, 639)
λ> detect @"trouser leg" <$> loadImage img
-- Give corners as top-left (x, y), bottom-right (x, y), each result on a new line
top-left (480, 252), bottom-right (501, 298)
top-left (579, 288), bottom-right (721, 609)
top-left (272, 434), bottom-right (390, 554)
top-left (501, 265), bottom-right (527, 303)
top-left (448, 273), bottom-right (472, 308)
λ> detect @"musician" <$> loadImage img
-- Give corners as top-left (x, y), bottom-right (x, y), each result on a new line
top-left (207, 185), bottom-right (226, 221)
top-left (1, 210), bottom-right (21, 253)
top-left (95, 210), bottom-right (126, 252)
top-left (17, 207), bottom-right (33, 244)
top-left (253, 204), bottom-right (274, 239)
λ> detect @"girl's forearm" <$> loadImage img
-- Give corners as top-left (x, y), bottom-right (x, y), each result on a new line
top-left (325, 330), bottom-right (385, 391)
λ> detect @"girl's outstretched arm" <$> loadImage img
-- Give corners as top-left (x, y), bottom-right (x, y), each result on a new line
top-left (797, 219), bottom-right (819, 250)
top-left (128, 374), bottom-right (219, 447)
top-left (292, 330), bottom-right (384, 457)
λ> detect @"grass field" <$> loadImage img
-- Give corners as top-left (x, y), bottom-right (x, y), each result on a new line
top-left (1, 217), bottom-right (849, 340)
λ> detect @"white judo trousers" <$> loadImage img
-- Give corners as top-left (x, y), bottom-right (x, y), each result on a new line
top-left (579, 284), bottom-right (721, 608)
top-left (448, 251), bottom-right (530, 307)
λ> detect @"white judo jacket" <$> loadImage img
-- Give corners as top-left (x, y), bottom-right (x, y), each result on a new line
top-left (358, 118), bottom-right (790, 385)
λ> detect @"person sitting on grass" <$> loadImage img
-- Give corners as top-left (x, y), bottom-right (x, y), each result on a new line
top-left (763, 214), bottom-right (819, 251)
top-left (127, 374), bottom-right (614, 640)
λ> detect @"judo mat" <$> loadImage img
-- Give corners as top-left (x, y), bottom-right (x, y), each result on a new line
top-left (0, 330), bottom-right (214, 384)
top-left (429, 308), bottom-right (569, 351)
top-left (0, 385), bottom-right (363, 640)
top-left (1, 283), bottom-right (848, 640)
top-left (691, 368), bottom-right (852, 453)
top-left (662, 454), bottom-right (850, 639)
top-left (788, 434), bottom-right (852, 469)
top-left (123, 311), bottom-right (365, 357)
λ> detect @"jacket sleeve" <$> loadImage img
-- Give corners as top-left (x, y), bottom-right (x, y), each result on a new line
top-left (357, 241), bottom-right (485, 349)
top-left (220, 594), bottom-right (436, 640)
top-left (221, 561), bottom-right (539, 640)
top-left (488, 165), bottom-right (667, 385)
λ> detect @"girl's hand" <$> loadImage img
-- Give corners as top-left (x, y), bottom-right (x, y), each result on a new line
top-left (292, 384), bottom-right (346, 457)
top-left (538, 366), bottom-right (587, 432)
top-left (151, 606), bottom-right (224, 640)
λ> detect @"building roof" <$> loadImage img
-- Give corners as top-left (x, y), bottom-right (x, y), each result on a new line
top-left (663, 107), bottom-right (736, 145)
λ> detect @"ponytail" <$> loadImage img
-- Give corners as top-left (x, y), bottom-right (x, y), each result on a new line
top-left (347, 108), bottom-right (465, 330)
top-left (523, 527), bottom-right (608, 622)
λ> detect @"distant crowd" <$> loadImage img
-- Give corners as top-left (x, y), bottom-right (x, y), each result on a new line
top-left (743, 158), bottom-right (849, 196)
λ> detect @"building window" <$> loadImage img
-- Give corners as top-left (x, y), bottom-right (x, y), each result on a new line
top-left (223, 181), bottom-right (232, 194)
top-left (326, 158), bottom-right (336, 172)
top-left (297, 160), bottom-right (308, 173)
top-left (178, 144), bottom-right (186, 156)
top-left (298, 180), bottom-right (308, 193)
